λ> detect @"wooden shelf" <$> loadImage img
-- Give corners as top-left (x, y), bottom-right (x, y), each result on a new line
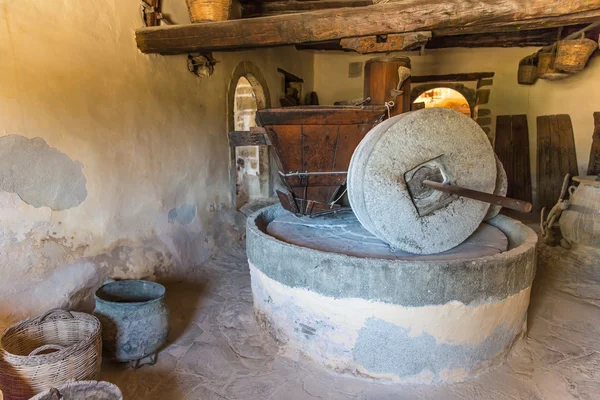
top-left (135, 0), bottom-right (600, 55)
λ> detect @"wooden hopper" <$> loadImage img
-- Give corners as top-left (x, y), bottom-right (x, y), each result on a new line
top-left (256, 106), bottom-right (387, 216)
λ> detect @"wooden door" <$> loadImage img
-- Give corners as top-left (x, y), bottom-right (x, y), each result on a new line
top-left (494, 115), bottom-right (532, 203)
top-left (536, 114), bottom-right (578, 211)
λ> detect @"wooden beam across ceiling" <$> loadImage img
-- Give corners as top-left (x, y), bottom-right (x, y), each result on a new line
top-left (240, 0), bottom-right (373, 18)
top-left (295, 24), bottom-right (599, 51)
top-left (135, 0), bottom-right (600, 54)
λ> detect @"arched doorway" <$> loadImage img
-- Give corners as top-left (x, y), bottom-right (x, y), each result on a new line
top-left (227, 62), bottom-right (271, 209)
top-left (413, 87), bottom-right (472, 116)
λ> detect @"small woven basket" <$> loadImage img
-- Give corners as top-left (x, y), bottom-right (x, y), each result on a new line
top-left (30, 381), bottom-right (122, 400)
top-left (538, 50), bottom-right (569, 81)
top-left (555, 35), bottom-right (598, 73)
top-left (518, 56), bottom-right (538, 85)
top-left (0, 309), bottom-right (102, 400)
top-left (185, 0), bottom-right (232, 23)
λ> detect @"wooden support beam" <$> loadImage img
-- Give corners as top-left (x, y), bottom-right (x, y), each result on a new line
top-left (428, 29), bottom-right (567, 49)
top-left (228, 128), bottom-right (271, 147)
top-left (435, 9), bottom-right (600, 36)
top-left (142, 0), bottom-right (162, 27)
top-left (411, 72), bottom-right (495, 83)
top-left (136, 0), bottom-right (600, 54)
top-left (297, 24), bottom-right (600, 50)
top-left (241, 0), bottom-right (372, 18)
top-left (340, 32), bottom-right (431, 53)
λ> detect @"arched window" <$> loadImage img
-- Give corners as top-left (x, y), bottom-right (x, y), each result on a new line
top-left (413, 87), bottom-right (471, 117)
top-left (227, 62), bottom-right (271, 209)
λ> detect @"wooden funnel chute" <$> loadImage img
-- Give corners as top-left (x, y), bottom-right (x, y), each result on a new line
top-left (257, 106), bottom-right (387, 216)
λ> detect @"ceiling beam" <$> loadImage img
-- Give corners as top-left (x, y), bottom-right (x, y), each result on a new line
top-left (241, 0), bottom-right (372, 18)
top-left (428, 24), bottom-right (598, 49)
top-left (411, 72), bottom-right (495, 83)
top-left (136, 0), bottom-right (600, 54)
top-left (297, 24), bottom-right (599, 51)
top-left (340, 32), bottom-right (432, 53)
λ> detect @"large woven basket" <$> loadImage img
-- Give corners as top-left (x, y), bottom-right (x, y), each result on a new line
top-left (538, 51), bottom-right (569, 81)
top-left (518, 56), bottom-right (538, 85)
top-left (185, 0), bottom-right (232, 23)
top-left (0, 309), bottom-right (102, 400)
top-left (30, 381), bottom-right (122, 400)
top-left (555, 36), bottom-right (598, 73)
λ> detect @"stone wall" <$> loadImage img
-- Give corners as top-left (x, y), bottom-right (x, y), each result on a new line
top-left (0, 1), bottom-right (313, 328)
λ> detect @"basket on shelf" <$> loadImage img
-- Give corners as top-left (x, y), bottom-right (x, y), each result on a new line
top-left (30, 381), bottom-right (122, 400)
top-left (554, 34), bottom-right (598, 73)
top-left (0, 309), bottom-right (102, 400)
top-left (538, 49), bottom-right (569, 81)
top-left (185, 0), bottom-right (232, 23)
top-left (518, 56), bottom-right (538, 85)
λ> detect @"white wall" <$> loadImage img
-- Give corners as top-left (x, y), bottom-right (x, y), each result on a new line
top-left (313, 48), bottom-right (600, 203)
top-left (0, 1), bottom-right (313, 327)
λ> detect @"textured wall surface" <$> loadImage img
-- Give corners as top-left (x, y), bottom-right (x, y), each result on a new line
top-left (0, 0), bottom-right (313, 328)
top-left (313, 48), bottom-right (600, 205)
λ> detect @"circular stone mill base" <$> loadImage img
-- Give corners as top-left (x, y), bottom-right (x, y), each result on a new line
top-left (247, 206), bottom-right (537, 383)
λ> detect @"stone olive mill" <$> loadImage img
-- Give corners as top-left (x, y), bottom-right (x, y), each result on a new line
top-left (1, 1), bottom-right (600, 399)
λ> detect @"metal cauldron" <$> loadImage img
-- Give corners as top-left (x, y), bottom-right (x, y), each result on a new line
top-left (94, 280), bottom-right (169, 368)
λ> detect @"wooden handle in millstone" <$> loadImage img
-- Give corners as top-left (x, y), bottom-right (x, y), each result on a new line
top-left (422, 180), bottom-right (532, 213)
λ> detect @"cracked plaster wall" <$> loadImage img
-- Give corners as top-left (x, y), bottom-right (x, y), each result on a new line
top-left (0, 1), bottom-right (313, 328)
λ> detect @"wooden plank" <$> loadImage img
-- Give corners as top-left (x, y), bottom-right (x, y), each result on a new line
top-left (228, 130), bottom-right (270, 147)
top-left (557, 114), bottom-right (578, 180)
top-left (143, 0), bottom-right (162, 27)
top-left (256, 106), bottom-right (386, 126)
top-left (135, 0), bottom-right (600, 54)
top-left (495, 115), bottom-right (532, 204)
top-left (411, 72), bottom-right (495, 83)
top-left (241, 0), bottom-right (372, 17)
top-left (340, 32), bottom-right (431, 53)
top-left (587, 112), bottom-right (600, 175)
top-left (435, 9), bottom-right (600, 36)
top-left (510, 115), bottom-right (532, 203)
top-left (537, 115), bottom-right (578, 210)
top-left (296, 23), bottom-right (600, 51)
top-left (427, 28), bottom-right (563, 48)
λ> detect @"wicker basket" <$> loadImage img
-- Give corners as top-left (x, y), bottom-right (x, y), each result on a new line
top-left (555, 35), bottom-right (598, 73)
top-left (0, 309), bottom-right (102, 400)
top-left (185, 0), bottom-right (232, 23)
top-left (538, 51), bottom-right (569, 81)
top-left (518, 57), bottom-right (538, 85)
top-left (30, 381), bottom-right (122, 400)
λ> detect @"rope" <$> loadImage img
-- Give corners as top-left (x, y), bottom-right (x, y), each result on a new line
top-left (384, 101), bottom-right (395, 119)
top-left (328, 188), bottom-right (348, 208)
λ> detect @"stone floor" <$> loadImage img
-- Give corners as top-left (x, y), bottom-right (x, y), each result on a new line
top-left (99, 239), bottom-right (600, 399)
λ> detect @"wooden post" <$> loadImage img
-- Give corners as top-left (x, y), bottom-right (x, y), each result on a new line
top-left (143, 0), bottom-right (162, 27)
top-left (363, 56), bottom-right (411, 116)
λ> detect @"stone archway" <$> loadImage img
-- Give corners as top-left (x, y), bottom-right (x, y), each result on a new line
top-left (227, 62), bottom-right (271, 209)
top-left (411, 83), bottom-right (477, 118)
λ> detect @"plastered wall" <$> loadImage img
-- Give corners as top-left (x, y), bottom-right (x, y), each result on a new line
top-left (314, 48), bottom-right (600, 203)
top-left (0, 1), bottom-right (313, 327)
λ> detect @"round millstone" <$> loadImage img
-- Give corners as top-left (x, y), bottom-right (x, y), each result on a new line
top-left (347, 108), bottom-right (496, 254)
top-left (485, 155), bottom-right (508, 221)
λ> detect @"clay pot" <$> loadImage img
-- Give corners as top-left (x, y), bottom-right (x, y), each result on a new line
top-left (559, 176), bottom-right (600, 247)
